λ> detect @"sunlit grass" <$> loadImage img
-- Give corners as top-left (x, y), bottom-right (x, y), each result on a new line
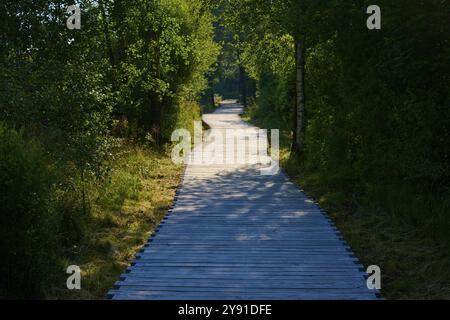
top-left (51, 146), bottom-right (182, 299)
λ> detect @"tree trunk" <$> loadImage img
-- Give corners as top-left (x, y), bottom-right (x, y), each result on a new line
top-left (239, 65), bottom-right (247, 108)
top-left (211, 92), bottom-right (215, 107)
top-left (292, 39), bottom-right (306, 154)
top-left (99, 0), bottom-right (115, 67)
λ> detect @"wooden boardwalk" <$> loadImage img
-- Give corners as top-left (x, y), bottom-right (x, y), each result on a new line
top-left (107, 100), bottom-right (379, 300)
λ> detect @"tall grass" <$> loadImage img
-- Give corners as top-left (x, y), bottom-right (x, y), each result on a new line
top-left (0, 122), bottom-right (185, 299)
top-left (55, 147), bottom-right (182, 299)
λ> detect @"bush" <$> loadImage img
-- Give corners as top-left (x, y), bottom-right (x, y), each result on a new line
top-left (0, 124), bottom-right (60, 298)
top-left (54, 180), bottom-right (88, 249)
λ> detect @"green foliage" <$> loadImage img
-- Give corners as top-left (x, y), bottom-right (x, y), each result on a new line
top-left (222, 0), bottom-right (450, 210)
top-left (0, 125), bottom-right (59, 298)
top-left (0, 124), bottom-right (94, 298)
top-left (104, 0), bottom-right (219, 141)
top-left (61, 146), bottom-right (182, 299)
top-left (0, 0), bottom-right (218, 298)
top-left (224, 0), bottom-right (450, 297)
top-left (302, 0), bottom-right (450, 197)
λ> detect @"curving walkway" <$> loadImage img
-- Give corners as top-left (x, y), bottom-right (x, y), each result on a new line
top-left (107, 100), bottom-right (379, 300)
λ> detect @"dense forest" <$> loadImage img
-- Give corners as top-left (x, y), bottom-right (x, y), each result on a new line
top-left (217, 0), bottom-right (450, 298)
top-left (0, 0), bottom-right (449, 299)
top-left (0, 0), bottom-right (219, 298)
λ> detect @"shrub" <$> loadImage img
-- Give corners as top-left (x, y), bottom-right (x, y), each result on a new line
top-left (0, 124), bottom-right (60, 298)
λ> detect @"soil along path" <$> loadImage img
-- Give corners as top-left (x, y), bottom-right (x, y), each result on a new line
top-left (107, 100), bottom-right (379, 300)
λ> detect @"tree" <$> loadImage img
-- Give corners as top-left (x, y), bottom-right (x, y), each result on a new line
top-left (219, 0), bottom-right (323, 153)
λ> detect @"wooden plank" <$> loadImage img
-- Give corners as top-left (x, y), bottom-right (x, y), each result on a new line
top-left (108, 290), bottom-right (378, 300)
top-left (136, 255), bottom-right (357, 262)
top-left (121, 274), bottom-right (367, 281)
top-left (121, 267), bottom-right (363, 276)
top-left (116, 283), bottom-right (368, 291)
top-left (133, 257), bottom-right (360, 265)
top-left (139, 251), bottom-right (353, 256)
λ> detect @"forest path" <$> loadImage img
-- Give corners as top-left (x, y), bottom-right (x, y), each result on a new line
top-left (107, 100), bottom-right (379, 300)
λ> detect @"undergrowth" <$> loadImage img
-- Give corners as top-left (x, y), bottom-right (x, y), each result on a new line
top-left (244, 105), bottom-right (450, 299)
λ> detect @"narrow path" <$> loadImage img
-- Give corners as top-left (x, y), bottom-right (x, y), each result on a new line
top-left (108, 100), bottom-right (379, 300)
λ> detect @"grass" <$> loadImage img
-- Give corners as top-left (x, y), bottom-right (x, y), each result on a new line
top-left (243, 107), bottom-right (450, 299)
top-left (291, 166), bottom-right (450, 299)
top-left (49, 146), bottom-right (183, 299)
